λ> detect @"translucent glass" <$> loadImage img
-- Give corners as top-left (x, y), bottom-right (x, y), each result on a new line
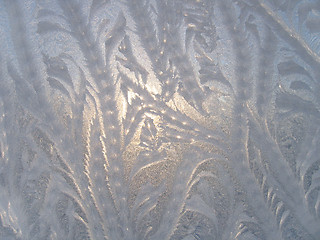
top-left (0, 0), bottom-right (320, 239)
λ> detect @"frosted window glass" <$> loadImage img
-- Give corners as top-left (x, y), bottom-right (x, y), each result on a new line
top-left (0, 0), bottom-right (320, 239)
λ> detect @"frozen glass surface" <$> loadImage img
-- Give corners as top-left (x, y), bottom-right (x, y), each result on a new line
top-left (0, 0), bottom-right (320, 239)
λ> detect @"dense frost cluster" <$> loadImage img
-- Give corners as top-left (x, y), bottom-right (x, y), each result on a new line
top-left (0, 0), bottom-right (320, 239)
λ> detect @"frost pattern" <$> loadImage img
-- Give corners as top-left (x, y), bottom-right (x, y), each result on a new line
top-left (0, 0), bottom-right (320, 239)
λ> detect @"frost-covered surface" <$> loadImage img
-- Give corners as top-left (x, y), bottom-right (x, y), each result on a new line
top-left (0, 0), bottom-right (320, 239)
